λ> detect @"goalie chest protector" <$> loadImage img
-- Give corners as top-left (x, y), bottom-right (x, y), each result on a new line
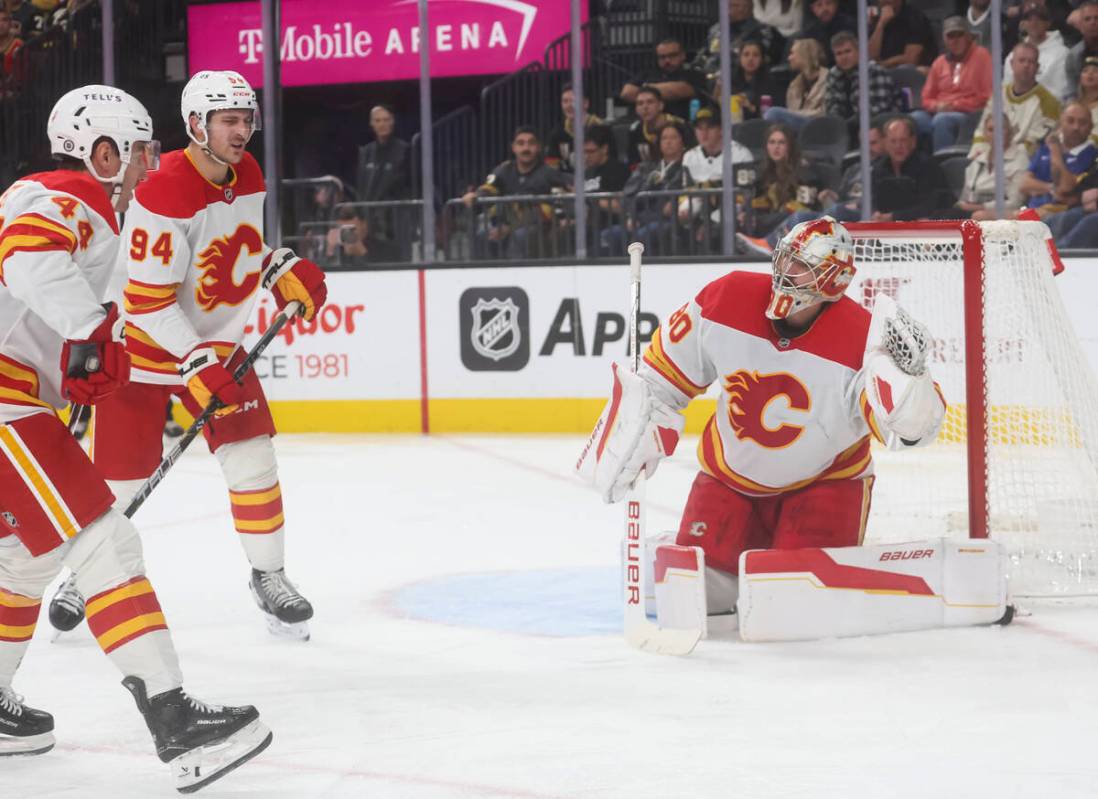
top-left (643, 270), bottom-right (875, 497)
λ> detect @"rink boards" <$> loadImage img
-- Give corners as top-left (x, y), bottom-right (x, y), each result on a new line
top-left (223, 257), bottom-right (1098, 433)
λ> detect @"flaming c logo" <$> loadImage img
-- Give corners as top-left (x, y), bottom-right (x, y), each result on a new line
top-left (194, 224), bottom-right (263, 311)
top-left (725, 370), bottom-right (811, 449)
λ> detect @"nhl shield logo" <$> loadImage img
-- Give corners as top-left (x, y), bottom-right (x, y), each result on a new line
top-left (459, 287), bottom-right (530, 371)
top-left (470, 298), bottom-right (521, 362)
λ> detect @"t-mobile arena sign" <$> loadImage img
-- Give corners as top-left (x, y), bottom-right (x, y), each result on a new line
top-left (187, 0), bottom-right (586, 88)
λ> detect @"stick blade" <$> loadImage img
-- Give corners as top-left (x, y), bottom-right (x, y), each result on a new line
top-left (625, 618), bottom-right (702, 656)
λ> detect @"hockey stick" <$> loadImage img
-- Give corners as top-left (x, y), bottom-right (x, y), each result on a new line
top-left (623, 242), bottom-right (701, 656)
top-left (121, 300), bottom-right (301, 519)
top-left (49, 302), bottom-right (300, 638)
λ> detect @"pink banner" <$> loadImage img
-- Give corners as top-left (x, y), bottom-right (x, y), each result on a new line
top-left (187, 0), bottom-right (585, 88)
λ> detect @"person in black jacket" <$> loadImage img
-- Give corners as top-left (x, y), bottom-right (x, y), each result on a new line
top-left (461, 126), bottom-right (573, 258)
top-left (355, 104), bottom-right (412, 261)
top-left (870, 116), bottom-right (954, 221)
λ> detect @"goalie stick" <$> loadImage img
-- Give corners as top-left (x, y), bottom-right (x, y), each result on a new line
top-left (622, 242), bottom-right (701, 656)
top-left (49, 301), bottom-right (301, 638)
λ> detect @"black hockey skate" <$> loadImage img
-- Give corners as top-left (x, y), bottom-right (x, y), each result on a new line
top-left (249, 568), bottom-right (313, 641)
top-left (48, 572), bottom-right (85, 635)
top-left (122, 676), bottom-right (271, 794)
top-left (0, 687), bottom-right (55, 756)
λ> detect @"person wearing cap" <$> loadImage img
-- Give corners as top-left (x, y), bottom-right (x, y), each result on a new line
top-left (1066, 0), bottom-right (1098, 93)
top-left (1005, 2), bottom-right (1070, 101)
top-left (545, 83), bottom-right (605, 173)
top-left (867, 0), bottom-right (938, 68)
top-left (960, 41), bottom-right (1061, 218)
top-left (911, 17), bottom-right (993, 152)
top-left (763, 37), bottom-right (829, 132)
top-left (678, 103), bottom-right (753, 250)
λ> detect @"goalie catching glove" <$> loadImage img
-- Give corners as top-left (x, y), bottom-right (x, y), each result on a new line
top-left (60, 302), bottom-right (130, 405)
top-left (862, 294), bottom-right (946, 447)
top-left (262, 247), bottom-right (327, 322)
top-left (575, 363), bottom-right (684, 503)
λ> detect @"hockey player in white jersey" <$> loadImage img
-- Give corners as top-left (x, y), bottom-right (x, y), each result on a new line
top-left (578, 217), bottom-right (948, 617)
top-left (48, 70), bottom-right (327, 640)
top-left (0, 85), bottom-right (270, 791)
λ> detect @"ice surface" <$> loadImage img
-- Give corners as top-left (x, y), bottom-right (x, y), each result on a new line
top-left (6, 434), bottom-right (1098, 798)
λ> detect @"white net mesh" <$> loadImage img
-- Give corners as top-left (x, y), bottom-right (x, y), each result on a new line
top-left (850, 220), bottom-right (1098, 596)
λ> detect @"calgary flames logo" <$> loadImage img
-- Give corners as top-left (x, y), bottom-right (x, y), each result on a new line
top-left (194, 224), bottom-right (263, 311)
top-left (725, 370), bottom-right (811, 449)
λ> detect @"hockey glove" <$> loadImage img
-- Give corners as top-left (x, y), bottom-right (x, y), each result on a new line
top-left (60, 302), bottom-right (130, 405)
top-left (179, 347), bottom-right (243, 416)
top-left (262, 247), bottom-right (327, 322)
top-left (575, 363), bottom-right (684, 503)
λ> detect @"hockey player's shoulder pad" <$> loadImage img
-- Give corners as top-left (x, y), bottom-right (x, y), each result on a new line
top-left (30, 170), bottom-right (118, 233)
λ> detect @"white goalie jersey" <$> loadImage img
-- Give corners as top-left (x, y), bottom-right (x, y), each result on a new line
top-left (640, 270), bottom-right (944, 497)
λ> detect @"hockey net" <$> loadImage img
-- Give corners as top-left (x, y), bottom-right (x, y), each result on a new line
top-left (847, 220), bottom-right (1098, 597)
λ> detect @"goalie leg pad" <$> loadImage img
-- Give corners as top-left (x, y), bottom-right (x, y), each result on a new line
top-left (575, 364), bottom-right (683, 504)
top-left (653, 544), bottom-right (708, 637)
top-left (736, 538), bottom-right (1009, 642)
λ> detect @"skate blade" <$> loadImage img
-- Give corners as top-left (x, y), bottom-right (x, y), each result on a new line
top-left (172, 719), bottom-right (272, 794)
top-left (0, 731), bottom-right (56, 757)
top-left (264, 614), bottom-right (310, 641)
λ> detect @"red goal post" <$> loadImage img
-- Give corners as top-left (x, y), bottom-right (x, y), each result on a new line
top-left (843, 219), bottom-right (1097, 596)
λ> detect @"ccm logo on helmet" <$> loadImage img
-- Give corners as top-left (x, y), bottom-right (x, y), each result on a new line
top-left (879, 549), bottom-right (935, 561)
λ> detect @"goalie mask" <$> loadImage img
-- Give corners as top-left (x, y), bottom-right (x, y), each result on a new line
top-left (765, 216), bottom-right (856, 321)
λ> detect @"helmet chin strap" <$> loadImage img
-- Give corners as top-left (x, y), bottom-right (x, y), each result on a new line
top-left (188, 122), bottom-right (229, 167)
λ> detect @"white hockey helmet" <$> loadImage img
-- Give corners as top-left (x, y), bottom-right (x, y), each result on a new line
top-left (766, 216), bottom-right (856, 321)
top-left (181, 70), bottom-right (261, 156)
top-left (47, 85), bottom-right (159, 184)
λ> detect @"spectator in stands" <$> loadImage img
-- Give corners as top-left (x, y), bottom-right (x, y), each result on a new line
top-left (678, 103), bottom-right (754, 250)
top-left (1075, 56), bottom-right (1098, 128)
top-left (867, 0), bottom-right (937, 68)
top-left (0, 8), bottom-right (24, 98)
top-left (356, 104), bottom-right (412, 262)
top-left (324, 204), bottom-right (370, 268)
top-left (764, 38), bottom-right (829, 131)
top-left (1005, 2), bottom-right (1070, 102)
top-left (741, 123), bottom-right (826, 238)
top-left (574, 124), bottom-right (630, 245)
top-left (965, 0), bottom-right (995, 49)
top-left (1016, 100), bottom-right (1096, 218)
top-left (870, 116), bottom-right (953, 221)
top-left (960, 41), bottom-right (1060, 219)
top-left (626, 86), bottom-right (686, 167)
top-left (462, 126), bottom-right (572, 259)
top-left (738, 122), bottom-right (887, 254)
top-left (695, 0), bottom-right (784, 79)
top-left (825, 31), bottom-right (904, 141)
top-left (620, 38), bottom-right (707, 121)
top-left (1043, 163), bottom-right (1098, 246)
top-left (602, 120), bottom-right (687, 255)
top-left (803, 0), bottom-right (856, 65)
top-left (753, 0), bottom-right (803, 39)
top-left (911, 17), bottom-right (993, 152)
top-left (1066, 0), bottom-right (1098, 92)
top-left (723, 39), bottom-right (776, 122)
top-left (546, 83), bottom-right (604, 173)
